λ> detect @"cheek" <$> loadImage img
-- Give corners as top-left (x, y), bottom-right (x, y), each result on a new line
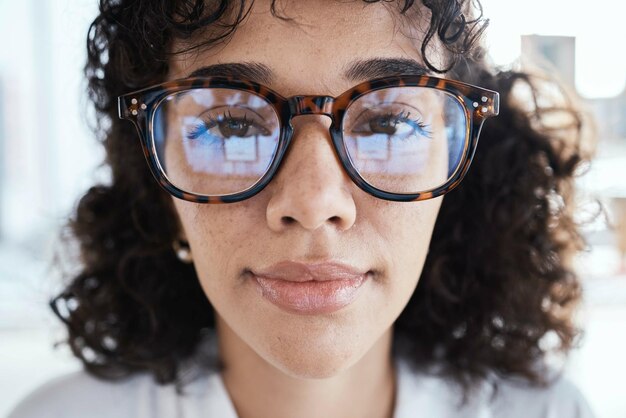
top-left (171, 199), bottom-right (261, 295)
top-left (362, 195), bottom-right (442, 279)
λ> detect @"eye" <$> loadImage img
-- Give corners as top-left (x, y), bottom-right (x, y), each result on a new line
top-left (187, 110), bottom-right (272, 141)
top-left (366, 112), bottom-right (402, 135)
top-left (215, 111), bottom-right (270, 138)
top-left (351, 109), bottom-right (432, 140)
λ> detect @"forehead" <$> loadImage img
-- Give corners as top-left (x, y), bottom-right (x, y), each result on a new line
top-left (169, 0), bottom-right (438, 96)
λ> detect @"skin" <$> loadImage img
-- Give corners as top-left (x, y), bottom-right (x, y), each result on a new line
top-left (168, 1), bottom-right (445, 417)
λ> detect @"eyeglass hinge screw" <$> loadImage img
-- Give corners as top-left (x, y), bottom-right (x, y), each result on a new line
top-left (481, 96), bottom-right (488, 102)
top-left (473, 102), bottom-right (479, 108)
top-left (128, 98), bottom-right (145, 116)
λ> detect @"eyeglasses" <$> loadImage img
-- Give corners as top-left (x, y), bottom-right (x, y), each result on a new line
top-left (118, 75), bottom-right (499, 203)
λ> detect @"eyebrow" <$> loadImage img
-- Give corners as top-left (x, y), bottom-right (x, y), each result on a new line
top-left (188, 62), bottom-right (274, 85)
top-left (187, 58), bottom-right (430, 85)
top-left (343, 58), bottom-right (429, 81)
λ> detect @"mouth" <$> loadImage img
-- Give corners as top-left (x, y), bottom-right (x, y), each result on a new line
top-left (247, 261), bottom-right (371, 315)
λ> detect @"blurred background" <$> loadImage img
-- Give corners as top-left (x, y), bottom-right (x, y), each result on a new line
top-left (1, 0), bottom-right (625, 416)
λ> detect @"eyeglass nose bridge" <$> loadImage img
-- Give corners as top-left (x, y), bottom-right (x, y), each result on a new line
top-left (288, 96), bottom-right (335, 119)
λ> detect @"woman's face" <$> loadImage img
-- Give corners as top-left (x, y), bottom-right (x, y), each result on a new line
top-left (169, 0), bottom-right (444, 378)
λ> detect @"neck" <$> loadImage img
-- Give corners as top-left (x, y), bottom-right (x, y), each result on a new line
top-left (216, 315), bottom-right (397, 418)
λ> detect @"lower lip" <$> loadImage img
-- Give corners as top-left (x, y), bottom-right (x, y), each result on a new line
top-left (251, 274), bottom-right (368, 315)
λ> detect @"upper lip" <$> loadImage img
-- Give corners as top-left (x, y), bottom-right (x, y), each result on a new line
top-left (252, 261), bottom-right (369, 282)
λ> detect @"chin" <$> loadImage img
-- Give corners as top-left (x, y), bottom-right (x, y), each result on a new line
top-left (269, 352), bottom-right (357, 380)
top-left (262, 331), bottom-right (367, 379)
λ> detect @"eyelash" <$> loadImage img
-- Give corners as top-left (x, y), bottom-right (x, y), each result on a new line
top-left (186, 111), bottom-right (270, 142)
top-left (352, 110), bottom-right (432, 139)
top-left (185, 108), bottom-right (432, 144)
top-left (387, 110), bottom-right (430, 131)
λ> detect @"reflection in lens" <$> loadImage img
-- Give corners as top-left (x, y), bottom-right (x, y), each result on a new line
top-left (342, 87), bottom-right (467, 194)
top-left (152, 88), bottom-right (280, 196)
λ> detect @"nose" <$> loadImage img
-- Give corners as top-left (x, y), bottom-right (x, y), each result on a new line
top-left (265, 114), bottom-right (357, 232)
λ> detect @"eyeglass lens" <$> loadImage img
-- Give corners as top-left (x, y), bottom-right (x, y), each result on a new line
top-left (152, 87), bottom-right (468, 196)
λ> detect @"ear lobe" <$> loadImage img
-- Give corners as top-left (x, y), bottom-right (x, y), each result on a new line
top-left (173, 239), bottom-right (194, 264)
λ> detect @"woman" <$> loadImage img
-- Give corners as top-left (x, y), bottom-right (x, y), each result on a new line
top-left (9, 0), bottom-right (595, 417)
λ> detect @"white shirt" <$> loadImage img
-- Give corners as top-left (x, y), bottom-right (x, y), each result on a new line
top-left (7, 356), bottom-right (594, 418)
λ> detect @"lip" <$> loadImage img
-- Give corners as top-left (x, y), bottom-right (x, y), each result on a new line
top-left (249, 261), bottom-right (370, 315)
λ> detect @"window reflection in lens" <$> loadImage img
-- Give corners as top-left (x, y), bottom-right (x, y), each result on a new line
top-left (154, 89), bottom-right (280, 196)
top-left (342, 87), bottom-right (467, 194)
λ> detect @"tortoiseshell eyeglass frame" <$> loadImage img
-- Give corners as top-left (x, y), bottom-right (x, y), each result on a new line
top-left (118, 75), bottom-right (499, 204)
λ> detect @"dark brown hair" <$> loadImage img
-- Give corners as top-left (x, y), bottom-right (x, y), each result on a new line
top-left (50, 0), bottom-right (593, 394)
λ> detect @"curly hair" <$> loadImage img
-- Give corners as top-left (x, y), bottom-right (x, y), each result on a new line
top-left (50, 0), bottom-right (593, 395)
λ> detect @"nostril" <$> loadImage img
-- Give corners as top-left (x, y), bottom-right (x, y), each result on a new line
top-left (280, 214), bottom-right (343, 229)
